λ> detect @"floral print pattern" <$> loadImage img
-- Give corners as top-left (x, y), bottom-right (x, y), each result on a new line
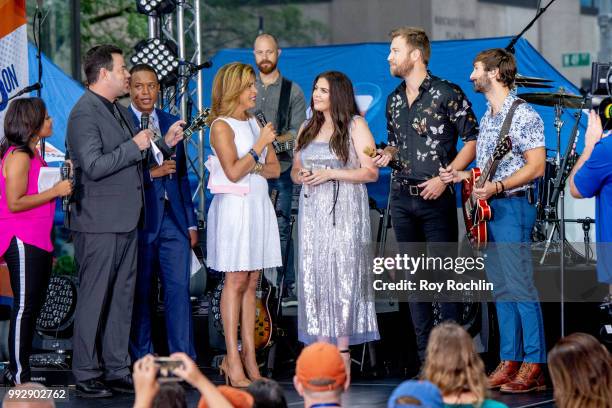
top-left (476, 93), bottom-right (545, 192)
top-left (386, 72), bottom-right (479, 181)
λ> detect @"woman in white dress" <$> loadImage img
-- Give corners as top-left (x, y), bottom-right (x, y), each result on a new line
top-left (206, 62), bottom-right (282, 387)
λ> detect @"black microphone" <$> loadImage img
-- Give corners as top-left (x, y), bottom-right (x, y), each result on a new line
top-left (140, 113), bottom-right (151, 160)
top-left (254, 110), bottom-right (267, 127)
top-left (180, 60), bottom-right (213, 73)
top-left (8, 83), bottom-right (42, 102)
top-left (141, 113), bottom-right (150, 131)
top-left (60, 161), bottom-right (71, 212)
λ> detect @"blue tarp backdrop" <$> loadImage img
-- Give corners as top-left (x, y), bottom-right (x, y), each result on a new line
top-left (29, 36), bottom-right (587, 207)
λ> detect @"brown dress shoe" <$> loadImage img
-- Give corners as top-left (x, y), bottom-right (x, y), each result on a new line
top-left (487, 360), bottom-right (521, 389)
top-left (500, 362), bottom-right (546, 393)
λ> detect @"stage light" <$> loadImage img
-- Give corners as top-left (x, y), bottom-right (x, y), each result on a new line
top-left (131, 39), bottom-right (180, 86)
top-left (136, 0), bottom-right (177, 16)
top-left (36, 276), bottom-right (77, 335)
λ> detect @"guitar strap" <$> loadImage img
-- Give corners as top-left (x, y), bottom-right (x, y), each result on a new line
top-left (276, 77), bottom-right (294, 165)
top-left (276, 77), bottom-right (292, 134)
top-left (498, 99), bottom-right (524, 144)
top-left (487, 99), bottom-right (524, 182)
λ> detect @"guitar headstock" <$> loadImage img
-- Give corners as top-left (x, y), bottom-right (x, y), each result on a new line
top-left (183, 108), bottom-right (211, 140)
top-left (493, 134), bottom-right (512, 161)
top-left (190, 108), bottom-right (211, 131)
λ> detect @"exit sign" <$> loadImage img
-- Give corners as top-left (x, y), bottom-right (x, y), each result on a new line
top-left (562, 52), bottom-right (590, 67)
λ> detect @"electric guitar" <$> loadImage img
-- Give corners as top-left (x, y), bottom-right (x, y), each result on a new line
top-left (272, 133), bottom-right (295, 154)
top-left (182, 108), bottom-right (211, 142)
top-left (462, 134), bottom-right (512, 249)
top-left (253, 189), bottom-right (277, 350)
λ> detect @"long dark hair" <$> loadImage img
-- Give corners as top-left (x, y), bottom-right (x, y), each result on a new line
top-left (1, 97), bottom-right (47, 158)
top-left (296, 71), bottom-right (359, 164)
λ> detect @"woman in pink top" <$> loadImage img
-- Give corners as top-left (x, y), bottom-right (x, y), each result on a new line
top-left (0, 98), bottom-right (72, 384)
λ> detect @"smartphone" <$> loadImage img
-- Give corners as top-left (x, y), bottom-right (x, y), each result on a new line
top-left (154, 357), bottom-right (183, 382)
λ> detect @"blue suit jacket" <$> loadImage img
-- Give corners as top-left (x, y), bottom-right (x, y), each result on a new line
top-left (129, 107), bottom-right (197, 244)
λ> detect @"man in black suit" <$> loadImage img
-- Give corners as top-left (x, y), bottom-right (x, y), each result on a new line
top-left (66, 45), bottom-right (184, 398)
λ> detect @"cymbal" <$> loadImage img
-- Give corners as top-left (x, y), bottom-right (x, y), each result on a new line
top-left (518, 92), bottom-right (584, 108)
top-left (516, 81), bottom-right (554, 89)
top-left (516, 74), bottom-right (554, 83)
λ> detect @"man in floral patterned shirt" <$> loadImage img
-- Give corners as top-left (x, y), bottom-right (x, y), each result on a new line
top-left (373, 27), bottom-right (478, 365)
top-left (441, 48), bottom-right (547, 394)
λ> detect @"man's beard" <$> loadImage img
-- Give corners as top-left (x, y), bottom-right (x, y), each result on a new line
top-left (390, 59), bottom-right (414, 78)
top-left (257, 59), bottom-right (277, 75)
top-left (473, 76), bottom-right (492, 93)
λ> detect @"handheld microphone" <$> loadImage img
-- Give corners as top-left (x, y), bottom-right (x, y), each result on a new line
top-left (254, 110), bottom-right (267, 127)
top-left (141, 113), bottom-right (150, 131)
top-left (60, 161), bottom-right (71, 212)
top-left (140, 113), bottom-right (151, 160)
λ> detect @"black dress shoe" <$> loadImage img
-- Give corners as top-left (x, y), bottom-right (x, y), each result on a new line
top-left (105, 374), bottom-right (135, 394)
top-left (76, 379), bottom-right (113, 398)
top-left (2, 368), bottom-right (15, 386)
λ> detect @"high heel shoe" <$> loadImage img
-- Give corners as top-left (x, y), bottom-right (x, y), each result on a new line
top-left (340, 349), bottom-right (351, 386)
top-left (219, 356), bottom-right (251, 388)
top-left (240, 351), bottom-right (263, 381)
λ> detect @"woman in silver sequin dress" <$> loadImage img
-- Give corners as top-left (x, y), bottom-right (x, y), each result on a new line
top-left (291, 71), bottom-right (380, 379)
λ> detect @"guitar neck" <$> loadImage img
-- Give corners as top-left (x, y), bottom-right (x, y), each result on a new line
top-left (476, 157), bottom-right (501, 188)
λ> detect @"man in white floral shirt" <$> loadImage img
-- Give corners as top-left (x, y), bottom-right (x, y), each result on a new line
top-left (441, 48), bottom-right (547, 394)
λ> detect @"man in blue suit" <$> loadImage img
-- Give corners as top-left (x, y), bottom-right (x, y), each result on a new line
top-left (127, 64), bottom-right (197, 360)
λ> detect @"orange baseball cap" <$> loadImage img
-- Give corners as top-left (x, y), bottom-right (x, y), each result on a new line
top-left (296, 342), bottom-right (347, 391)
top-left (198, 385), bottom-right (254, 408)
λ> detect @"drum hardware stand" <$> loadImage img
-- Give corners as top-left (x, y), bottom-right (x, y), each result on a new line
top-left (553, 99), bottom-right (564, 166)
top-left (540, 106), bottom-right (584, 337)
top-left (578, 217), bottom-right (594, 265)
top-left (539, 100), bottom-right (565, 263)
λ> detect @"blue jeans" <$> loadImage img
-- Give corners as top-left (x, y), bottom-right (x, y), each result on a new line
top-left (268, 166), bottom-right (295, 289)
top-left (485, 196), bottom-right (546, 363)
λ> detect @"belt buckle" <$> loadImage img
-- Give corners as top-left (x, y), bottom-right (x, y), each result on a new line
top-left (409, 185), bottom-right (419, 196)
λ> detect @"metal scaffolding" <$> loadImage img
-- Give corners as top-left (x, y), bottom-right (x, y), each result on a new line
top-left (147, 0), bottom-right (207, 225)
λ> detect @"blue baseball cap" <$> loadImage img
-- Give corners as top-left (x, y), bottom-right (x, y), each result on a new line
top-left (387, 380), bottom-right (443, 408)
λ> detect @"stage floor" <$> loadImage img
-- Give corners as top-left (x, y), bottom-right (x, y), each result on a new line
top-left (1, 371), bottom-right (555, 408)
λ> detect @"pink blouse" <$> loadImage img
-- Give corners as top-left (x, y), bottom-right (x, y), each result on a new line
top-left (0, 146), bottom-right (56, 255)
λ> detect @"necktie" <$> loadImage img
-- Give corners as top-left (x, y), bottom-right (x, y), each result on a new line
top-left (149, 115), bottom-right (162, 143)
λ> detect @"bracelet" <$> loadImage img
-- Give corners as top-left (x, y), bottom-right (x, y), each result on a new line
top-left (248, 148), bottom-right (259, 163)
top-left (499, 180), bottom-right (506, 192)
top-left (495, 181), bottom-right (500, 195)
top-left (251, 162), bottom-right (264, 175)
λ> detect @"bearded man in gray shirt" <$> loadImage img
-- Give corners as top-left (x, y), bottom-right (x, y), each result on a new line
top-left (253, 33), bottom-right (306, 302)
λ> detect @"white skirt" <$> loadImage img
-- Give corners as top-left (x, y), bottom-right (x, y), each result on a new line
top-left (206, 174), bottom-right (282, 272)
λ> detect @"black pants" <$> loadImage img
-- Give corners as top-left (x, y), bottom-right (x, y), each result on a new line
top-left (390, 182), bottom-right (461, 363)
top-left (3, 237), bottom-right (52, 384)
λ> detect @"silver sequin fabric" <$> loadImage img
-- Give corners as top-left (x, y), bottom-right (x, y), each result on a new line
top-left (297, 133), bottom-right (380, 345)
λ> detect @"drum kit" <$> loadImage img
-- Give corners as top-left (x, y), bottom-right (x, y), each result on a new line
top-left (515, 75), bottom-right (595, 264)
